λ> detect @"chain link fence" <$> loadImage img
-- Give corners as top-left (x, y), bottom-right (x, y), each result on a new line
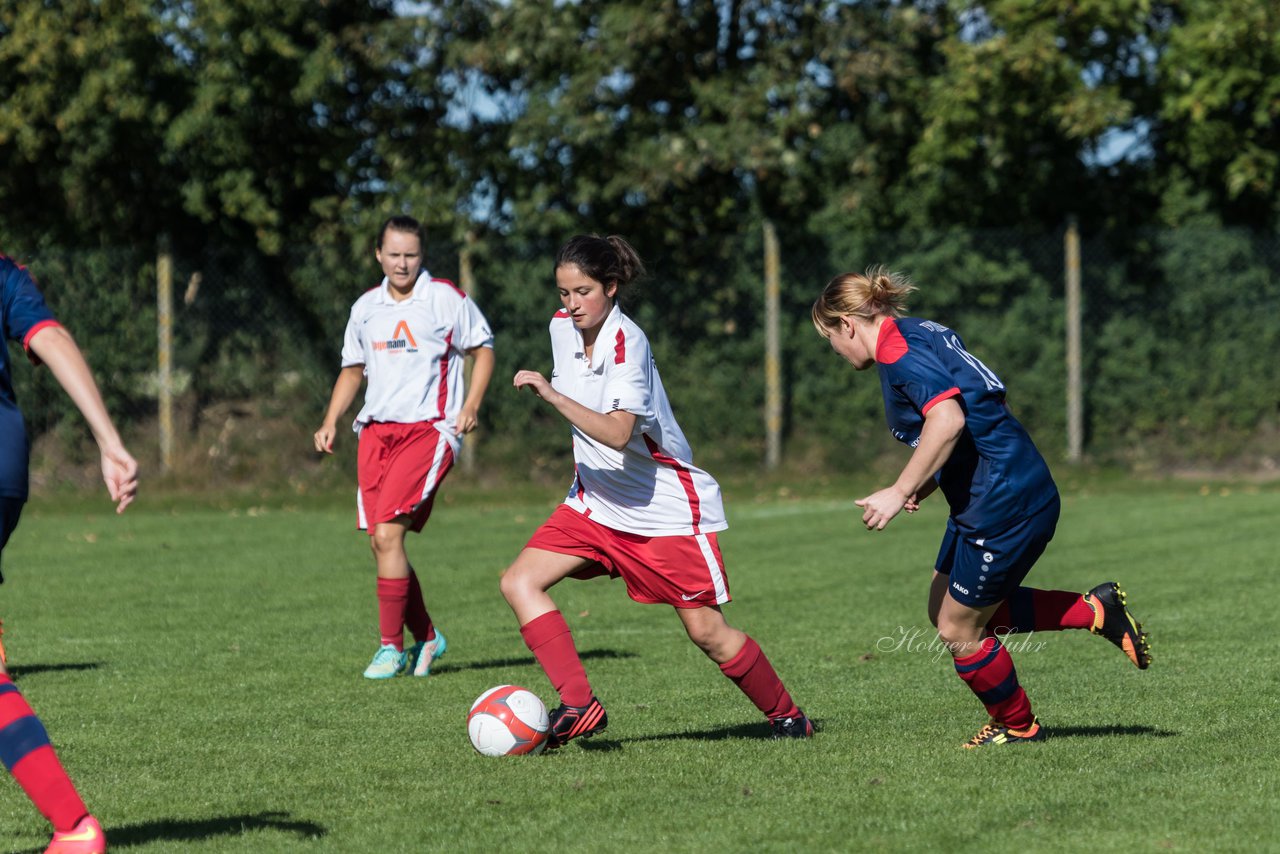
top-left (8, 223), bottom-right (1280, 492)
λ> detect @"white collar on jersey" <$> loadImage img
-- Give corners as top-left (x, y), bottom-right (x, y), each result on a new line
top-left (577, 302), bottom-right (625, 370)
top-left (375, 269), bottom-right (433, 305)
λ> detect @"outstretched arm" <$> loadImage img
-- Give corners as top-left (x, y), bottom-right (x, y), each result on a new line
top-left (513, 369), bottom-right (636, 451)
top-left (314, 365), bottom-right (365, 453)
top-left (28, 325), bottom-right (138, 513)
top-left (457, 346), bottom-right (495, 434)
top-left (856, 397), bottom-right (964, 531)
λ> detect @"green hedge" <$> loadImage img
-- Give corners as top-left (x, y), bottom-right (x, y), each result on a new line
top-left (8, 226), bottom-right (1278, 480)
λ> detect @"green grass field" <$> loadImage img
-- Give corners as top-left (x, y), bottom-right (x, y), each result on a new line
top-left (2, 477), bottom-right (1278, 852)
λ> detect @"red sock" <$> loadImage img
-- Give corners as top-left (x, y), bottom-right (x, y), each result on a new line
top-left (520, 611), bottom-right (592, 707)
top-left (1, 676), bottom-right (88, 832)
top-left (953, 636), bottom-right (1034, 729)
top-left (405, 570), bottom-right (435, 642)
top-left (987, 587), bottom-right (1094, 635)
top-left (376, 577), bottom-right (409, 650)
top-left (718, 636), bottom-right (800, 721)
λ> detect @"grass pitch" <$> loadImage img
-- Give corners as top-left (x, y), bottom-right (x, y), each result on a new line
top-left (2, 477), bottom-right (1278, 852)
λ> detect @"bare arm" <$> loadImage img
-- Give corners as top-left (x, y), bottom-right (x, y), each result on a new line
top-left (856, 397), bottom-right (965, 531)
top-left (28, 325), bottom-right (138, 513)
top-left (314, 365), bottom-right (365, 453)
top-left (456, 345), bottom-right (495, 434)
top-left (513, 370), bottom-right (636, 451)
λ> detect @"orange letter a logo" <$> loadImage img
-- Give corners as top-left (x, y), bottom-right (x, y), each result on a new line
top-left (392, 320), bottom-right (418, 347)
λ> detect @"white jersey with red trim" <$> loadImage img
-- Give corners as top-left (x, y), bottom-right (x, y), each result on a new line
top-left (548, 303), bottom-right (726, 537)
top-left (341, 270), bottom-right (493, 452)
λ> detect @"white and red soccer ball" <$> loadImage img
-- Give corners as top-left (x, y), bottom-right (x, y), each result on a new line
top-left (467, 685), bottom-right (550, 756)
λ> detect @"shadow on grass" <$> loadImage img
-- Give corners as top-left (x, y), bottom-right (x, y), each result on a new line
top-left (593, 718), bottom-right (824, 747)
top-left (106, 811), bottom-right (325, 848)
top-left (7, 661), bottom-right (103, 678)
top-left (1050, 724), bottom-right (1178, 739)
top-left (433, 648), bottom-right (637, 674)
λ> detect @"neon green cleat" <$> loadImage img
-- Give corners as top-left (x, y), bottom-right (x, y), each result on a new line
top-left (362, 644), bottom-right (406, 680)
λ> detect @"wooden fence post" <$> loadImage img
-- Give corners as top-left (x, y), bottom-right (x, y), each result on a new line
top-left (459, 231), bottom-right (477, 473)
top-left (1065, 216), bottom-right (1083, 463)
top-left (157, 233), bottom-right (174, 473)
top-left (763, 220), bottom-right (782, 470)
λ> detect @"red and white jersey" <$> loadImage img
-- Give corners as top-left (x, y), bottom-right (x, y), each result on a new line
top-left (549, 304), bottom-right (726, 537)
top-left (341, 270), bottom-right (493, 452)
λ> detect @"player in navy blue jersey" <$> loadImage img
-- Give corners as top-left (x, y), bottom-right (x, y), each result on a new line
top-left (2, 254), bottom-right (138, 852)
top-left (812, 266), bottom-right (1150, 748)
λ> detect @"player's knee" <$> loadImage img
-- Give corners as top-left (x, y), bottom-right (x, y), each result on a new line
top-left (936, 618), bottom-right (983, 652)
top-left (683, 623), bottom-right (716, 653)
top-left (498, 564), bottom-right (527, 603)
top-left (369, 528), bottom-right (402, 556)
top-left (684, 619), bottom-right (741, 660)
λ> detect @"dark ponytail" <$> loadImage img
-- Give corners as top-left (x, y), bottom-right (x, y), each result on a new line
top-left (554, 234), bottom-right (646, 301)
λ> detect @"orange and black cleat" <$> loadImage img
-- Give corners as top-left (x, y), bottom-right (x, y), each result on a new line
top-left (1084, 582), bottom-right (1152, 669)
top-left (545, 697), bottom-right (608, 749)
top-left (964, 717), bottom-right (1045, 748)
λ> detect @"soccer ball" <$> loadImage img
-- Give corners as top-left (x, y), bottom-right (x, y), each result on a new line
top-left (467, 685), bottom-right (550, 756)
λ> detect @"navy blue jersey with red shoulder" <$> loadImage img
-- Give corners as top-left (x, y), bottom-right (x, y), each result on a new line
top-left (2, 255), bottom-right (58, 500)
top-left (875, 317), bottom-right (1056, 533)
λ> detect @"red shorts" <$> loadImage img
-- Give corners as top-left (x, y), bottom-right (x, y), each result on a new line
top-left (357, 422), bottom-right (454, 533)
top-left (525, 505), bottom-right (731, 608)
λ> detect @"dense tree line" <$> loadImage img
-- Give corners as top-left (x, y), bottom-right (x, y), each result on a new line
top-left (2, 1), bottom-right (1277, 471)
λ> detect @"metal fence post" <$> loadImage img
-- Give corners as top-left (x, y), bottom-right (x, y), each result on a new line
top-left (763, 220), bottom-right (782, 470)
top-left (157, 233), bottom-right (174, 473)
top-left (1065, 216), bottom-right (1083, 463)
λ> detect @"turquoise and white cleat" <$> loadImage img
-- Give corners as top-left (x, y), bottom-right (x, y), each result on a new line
top-left (363, 644), bottom-right (407, 680)
top-left (410, 630), bottom-right (447, 677)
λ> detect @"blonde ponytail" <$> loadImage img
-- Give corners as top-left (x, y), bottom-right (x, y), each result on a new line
top-left (812, 266), bottom-right (916, 336)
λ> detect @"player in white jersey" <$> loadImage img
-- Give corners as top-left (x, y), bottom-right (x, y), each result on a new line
top-left (502, 234), bottom-right (812, 748)
top-left (314, 216), bottom-right (494, 680)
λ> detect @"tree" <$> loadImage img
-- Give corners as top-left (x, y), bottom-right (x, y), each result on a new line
top-left (900, 0), bottom-right (1173, 229)
top-left (162, 0), bottom-right (407, 255)
top-left (0, 0), bottom-right (435, 257)
top-left (803, 1), bottom-right (947, 235)
top-left (445, 3), bottom-right (946, 332)
top-left (1156, 0), bottom-right (1280, 227)
top-left (0, 0), bottom-right (186, 247)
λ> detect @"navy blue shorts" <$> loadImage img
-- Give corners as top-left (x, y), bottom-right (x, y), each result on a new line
top-left (0, 497), bottom-right (24, 583)
top-left (934, 495), bottom-right (1060, 608)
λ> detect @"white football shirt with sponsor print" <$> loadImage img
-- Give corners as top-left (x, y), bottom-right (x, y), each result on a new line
top-left (342, 270), bottom-right (493, 454)
top-left (548, 303), bottom-right (726, 537)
